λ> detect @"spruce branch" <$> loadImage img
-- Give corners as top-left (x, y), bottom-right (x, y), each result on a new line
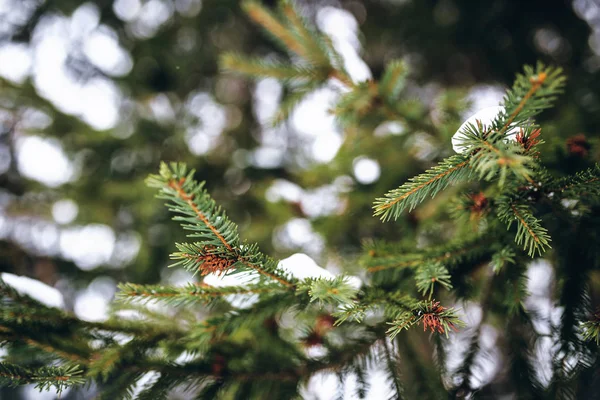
top-left (457, 122), bottom-right (535, 186)
top-left (415, 263), bottom-right (452, 299)
top-left (451, 64), bottom-right (564, 185)
top-left (220, 53), bottom-right (328, 82)
top-left (373, 155), bottom-right (471, 221)
top-left (278, 0), bottom-right (332, 67)
top-left (117, 282), bottom-right (284, 306)
top-left (302, 276), bottom-right (359, 306)
top-left (582, 314), bottom-right (600, 345)
top-left (146, 162), bottom-right (296, 287)
top-left (242, 0), bottom-right (308, 58)
top-left (551, 164), bottom-right (600, 201)
top-left (362, 236), bottom-right (488, 273)
top-left (379, 60), bottom-right (407, 100)
top-left (490, 246), bottom-right (516, 274)
top-left (0, 362), bottom-right (84, 394)
top-left (334, 288), bottom-right (419, 325)
top-left (499, 63), bottom-right (565, 132)
top-left (387, 300), bottom-right (464, 339)
top-left (497, 199), bottom-right (551, 257)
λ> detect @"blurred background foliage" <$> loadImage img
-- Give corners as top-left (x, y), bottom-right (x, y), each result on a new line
top-left (0, 0), bottom-right (599, 396)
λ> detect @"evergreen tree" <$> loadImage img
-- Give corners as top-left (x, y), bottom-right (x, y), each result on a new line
top-left (1, 1), bottom-right (600, 399)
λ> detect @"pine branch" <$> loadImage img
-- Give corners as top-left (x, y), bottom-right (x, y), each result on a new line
top-left (451, 64), bottom-right (564, 185)
top-left (457, 122), bottom-right (534, 186)
top-left (220, 53), bottom-right (328, 82)
top-left (362, 236), bottom-right (488, 273)
top-left (387, 300), bottom-right (464, 339)
top-left (496, 198), bottom-right (551, 257)
top-left (146, 162), bottom-right (296, 287)
top-left (242, 1), bottom-right (308, 58)
top-left (379, 60), bottom-right (407, 100)
top-left (117, 282), bottom-right (284, 306)
top-left (302, 276), bottom-right (359, 306)
top-left (373, 155), bottom-right (471, 221)
top-left (490, 246), bottom-right (516, 274)
top-left (500, 63), bottom-right (566, 132)
top-left (278, 0), bottom-right (331, 67)
top-left (415, 263), bottom-right (452, 299)
top-left (582, 312), bottom-right (600, 345)
top-left (0, 362), bottom-right (84, 394)
top-left (334, 288), bottom-right (419, 325)
top-left (551, 163), bottom-right (600, 201)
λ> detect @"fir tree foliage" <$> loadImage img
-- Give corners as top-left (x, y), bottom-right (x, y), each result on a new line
top-left (375, 63), bottom-right (567, 257)
top-left (0, 161), bottom-right (465, 397)
top-left (0, 363), bottom-right (83, 394)
top-left (2, 1), bottom-right (600, 398)
top-left (221, 1), bottom-right (422, 130)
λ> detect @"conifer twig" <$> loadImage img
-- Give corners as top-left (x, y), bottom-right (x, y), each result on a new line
top-left (373, 155), bottom-right (471, 221)
top-left (147, 162), bottom-right (297, 287)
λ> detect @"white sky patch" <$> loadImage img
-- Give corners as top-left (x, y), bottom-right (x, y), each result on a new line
top-left (185, 92), bottom-right (227, 155)
top-left (28, 10), bottom-right (126, 131)
top-left (374, 121), bottom-right (406, 137)
top-left (292, 88), bottom-right (338, 138)
top-left (301, 360), bottom-right (395, 399)
top-left (317, 7), bottom-right (371, 83)
top-left (1, 272), bottom-right (64, 309)
top-left (312, 131), bottom-right (343, 163)
top-left (6, 216), bottom-right (61, 257)
top-left (254, 77), bottom-right (283, 124)
top-left (74, 276), bottom-right (116, 322)
top-left (74, 289), bottom-right (109, 322)
top-left (60, 224), bottom-right (116, 270)
top-left (466, 85), bottom-right (506, 116)
top-left (79, 78), bottom-right (122, 130)
top-left (274, 218), bottom-right (325, 256)
top-left (20, 107), bottom-right (53, 130)
top-left (110, 231), bottom-right (142, 267)
top-left (445, 302), bottom-right (483, 374)
top-left (130, 372), bottom-right (161, 399)
top-left (113, 0), bottom-right (142, 22)
top-left (16, 135), bottom-right (74, 187)
top-left (70, 3), bottom-right (100, 37)
top-left (129, 0), bottom-right (174, 39)
top-left (300, 185), bottom-right (341, 218)
top-left (0, 43), bottom-right (32, 84)
top-left (527, 259), bottom-right (553, 297)
top-left (52, 199), bottom-right (79, 225)
top-left (266, 179), bottom-right (303, 203)
top-left (290, 87), bottom-right (343, 163)
top-left (251, 146), bottom-right (285, 169)
top-left (175, 0), bottom-right (202, 17)
top-left (352, 156), bottom-right (381, 184)
top-left (164, 268), bottom-right (195, 286)
top-left (83, 26), bottom-right (133, 76)
top-left (23, 386), bottom-right (69, 400)
top-left (147, 93), bottom-right (176, 124)
top-left (524, 259), bottom-right (556, 385)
